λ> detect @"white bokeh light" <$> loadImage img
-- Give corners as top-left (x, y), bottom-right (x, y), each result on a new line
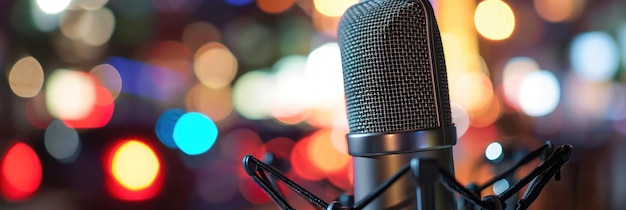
top-left (46, 69), bottom-right (97, 120)
top-left (305, 42), bottom-right (345, 108)
top-left (570, 31), bottom-right (619, 82)
top-left (485, 142), bottom-right (503, 161)
top-left (493, 179), bottom-right (510, 195)
top-left (233, 70), bottom-right (274, 120)
top-left (271, 55), bottom-right (309, 118)
top-left (518, 70), bottom-right (560, 117)
top-left (36, 0), bottom-right (72, 14)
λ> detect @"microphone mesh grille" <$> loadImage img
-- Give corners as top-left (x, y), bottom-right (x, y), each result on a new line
top-left (338, 0), bottom-right (452, 134)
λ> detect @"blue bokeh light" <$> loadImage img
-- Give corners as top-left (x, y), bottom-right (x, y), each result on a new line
top-left (225, 0), bottom-right (254, 6)
top-left (173, 112), bottom-right (219, 155)
top-left (155, 108), bottom-right (186, 149)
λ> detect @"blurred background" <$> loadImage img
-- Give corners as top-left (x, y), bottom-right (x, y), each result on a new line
top-left (0, 0), bottom-right (624, 209)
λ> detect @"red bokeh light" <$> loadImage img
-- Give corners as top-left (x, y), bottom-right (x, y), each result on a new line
top-left (0, 142), bottom-right (43, 202)
top-left (62, 85), bottom-right (114, 128)
top-left (290, 136), bottom-right (325, 181)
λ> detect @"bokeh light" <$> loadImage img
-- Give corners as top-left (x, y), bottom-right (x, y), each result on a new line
top-left (233, 70), bottom-right (274, 120)
top-left (60, 9), bottom-right (93, 40)
top-left (36, 0), bottom-right (71, 14)
top-left (570, 31), bottom-right (620, 82)
top-left (305, 42), bottom-right (344, 105)
top-left (471, 96), bottom-right (502, 128)
top-left (8, 56), bottom-right (44, 98)
top-left (106, 140), bottom-right (163, 201)
top-left (185, 84), bottom-right (233, 122)
top-left (82, 7), bottom-right (115, 46)
top-left (46, 69), bottom-right (97, 120)
top-left (194, 42), bottom-right (238, 89)
top-left (290, 136), bottom-right (324, 181)
top-left (474, 0), bottom-right (515, 40)
top-left (111, 141), bottom-right (160, 191)
top-left (226, 0), bottom-right (254, 6)
top-left (492, 179), bottom-right (509, 195)
top-left (155, 108), bottom-right (186, 149)
top-left (313, 0), bottom-right (358, 17)
top-left (533, 0), bottom-right (584, 22)
top-left (518, 70), bottom-right (560, 117)
top-left (173, 112), bottom-right (219, 155)
top-left (270, 55), bottom-right (309, 124)
top-left (501, 57), bottom-right (540, 109)
top-left (257, 0), bottom-right (295, 14)
top-left (449, 71), bottom-right (494, 116)
top-left (61, 85), bottom-right (114, 128)
top-left (485, 142), bottom-right (503, 161)
top-left (1, 142), bottom-right (42, 201)
top-left (308, 129), bottom-right (351, 174)
top-left (45, 120), bottom-right (81, 163)
top-left (90, 64), bottom-right (122, 101)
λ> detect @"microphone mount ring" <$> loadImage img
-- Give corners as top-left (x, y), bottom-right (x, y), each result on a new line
top-left (346, 127), bottom-right (457, 156)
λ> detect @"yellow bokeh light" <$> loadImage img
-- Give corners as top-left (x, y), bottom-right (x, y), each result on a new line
top-left (9, 56), bottom-right (45, 98)
top-left (474, 0), bottom-right (515, 40)
top-left (111, 141), bottom-right (160, 191)
top-left (194, 42), bottom-right (238, 89)
top-left (313, 0), bottom-right (358, 17)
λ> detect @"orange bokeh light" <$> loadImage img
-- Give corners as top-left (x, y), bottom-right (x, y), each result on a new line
top-left (0, 142), bottom-right (42, 202)
top-left (290, 136), bottom-right (325, 181)
top-left (470, 96), bottom-right (502, 128)
top-left (307, 129), bottom-right (351, 174)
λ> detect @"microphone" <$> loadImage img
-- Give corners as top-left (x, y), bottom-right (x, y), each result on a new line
top-left (337, 0), bottom-right (457, 209)
top-left (241, 1), bottom-right (572, 209)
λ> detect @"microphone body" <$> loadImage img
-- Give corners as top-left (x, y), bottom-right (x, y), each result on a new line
top-left (338, 0), bottom-right (457, 209)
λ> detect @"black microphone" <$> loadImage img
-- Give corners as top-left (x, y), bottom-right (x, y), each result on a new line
top-left (338, 0), bottom-right (457, 209)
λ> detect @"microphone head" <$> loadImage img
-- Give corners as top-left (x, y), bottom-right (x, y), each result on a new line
top-left (338, 0), bottom-right (452, 134)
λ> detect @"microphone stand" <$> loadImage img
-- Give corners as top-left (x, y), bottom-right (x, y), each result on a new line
top-left (242, 142), bottom-right (572, 210)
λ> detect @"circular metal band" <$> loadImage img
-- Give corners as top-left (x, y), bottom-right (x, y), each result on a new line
top-left (347, 126), bottom-right (457, 157)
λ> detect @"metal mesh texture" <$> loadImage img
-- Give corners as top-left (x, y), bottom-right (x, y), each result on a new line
top-left (338, 0), bottom-right (452, 134)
